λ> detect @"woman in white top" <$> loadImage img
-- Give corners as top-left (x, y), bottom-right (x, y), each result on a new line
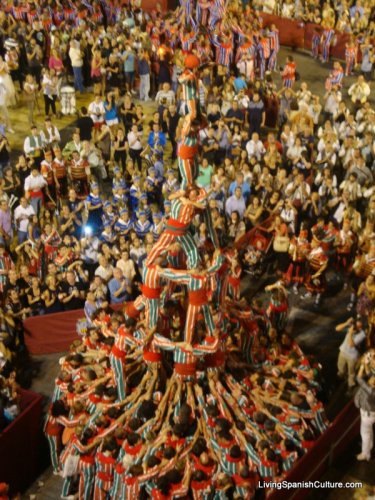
top-left (42, 68), bottom-right (58, 117)
top-left (116, 250), bottom-right (136, 282)
top-left (0, 55), bottom-right (16, 106)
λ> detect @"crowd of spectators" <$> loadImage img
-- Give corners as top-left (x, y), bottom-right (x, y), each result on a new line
top-left (257, 0), bottom-right (375, 35)
top-left (0, 0), bottom-right (372, 375)
top-left (0, 0), bottom-right (373, 494)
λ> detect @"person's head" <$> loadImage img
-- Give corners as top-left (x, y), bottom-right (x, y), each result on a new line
top-left (231, 211), bottom-right (240, 224)
top-left (234, 186), bottom-right (242, 199)
top-left (113, 268), bottom-right (123, 281)
top-left (66, 270), bottom-right (76, 285)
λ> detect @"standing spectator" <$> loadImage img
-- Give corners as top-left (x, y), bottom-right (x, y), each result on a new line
top-left (138, 49), bottom-right (151, 101)
top-left (247, 93), bottom-right (265, 136)
top-left (24, 165), bottom-right (47, 215)
top-left (336, 317), bottom-right (366, 390)
top-left (355, 353), bottom-right (375, 461)
top-left (122, 44), bottom-right (136, 94)
top-left (69, 40), bottom-right (84, 93)
top-left (14, 197), bottom-right (35, 243)
top-left (26, 39), bottom-right (43, 88)
top-left (76, 107), bottom-right (94, 142)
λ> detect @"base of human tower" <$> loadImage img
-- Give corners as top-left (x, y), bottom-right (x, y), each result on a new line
top-left (47, 289), bottom-right (329, 499)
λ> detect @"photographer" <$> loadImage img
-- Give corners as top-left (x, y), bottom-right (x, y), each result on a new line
top-left (354, 349), bottom-right (375, 461)
top-left (336, 316), bottom-right (366, 390)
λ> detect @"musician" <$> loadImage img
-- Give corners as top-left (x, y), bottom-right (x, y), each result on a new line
top-left (69, 150), bottom-right (89, 199)
top-left (24, 164), bottom-right (47, 215)
top-left (303, 238), bottom-right (328, 306)
top-left (23, 124), bottom-right (44, 167)
top-left (52, 146), bottom-right (68, 199)
top-left (41, 116), bottom-right (61, 147)
top-left (40, 149), bottom-right (56, 204)
top-left (335, 219), bottom-right (356, 275)
top-left (285, 229), bottom-right (310, 294)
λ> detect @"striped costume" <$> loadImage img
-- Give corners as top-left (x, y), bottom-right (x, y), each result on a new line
top-left (321, 29), bottom-right (335, 62)
top-left (140, 263), bottom-right (163, 329)
top-left (155, 333), bottom-right (218, 379)
top-left (211, 35), bottom-right (233, 67)
top-left (110, 326), bottom-right (131, 400)
top-left (305, 246), bottom-right (328, 294)
top-left (145, 195), bottom-right (202, 269)
top-left (325, 66), bottom-right (344, 90)
top-left (267, 295), bottom-right (288, 332)
top-left (345, 45), bottom-right (357, 76)
top-left (73, 437), bottom-right (96, 500)
top-left (180, 31), bottom-right (197, 53)
top-left (281, 62), bottom-right (296, 88)
top-left (178, 69), bottom-right (198, 120)
top-left (268, 30), bottom-right (280, 71)
top-left (312, 33), bottom-right (321, 58)
top-left (260, 37), bottom-right (270, 77)
top-left (177, 114), bottom-right (199, 189)
top-left (158, 267), bottom-right (219, 343)
top-left (93, 451), bottom-right (116, 500)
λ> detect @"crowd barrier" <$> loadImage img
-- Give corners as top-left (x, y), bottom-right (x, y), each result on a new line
top-left (0, 389), bottom-right (43, 495)
top-left (257, 13), bottom-right (353, 62)
top-left (24, 303), bottom-right (124, 355)
top-left (269, 399), bottom-right (360, 499)
top-left (24, 309), bottom-right (85, 355)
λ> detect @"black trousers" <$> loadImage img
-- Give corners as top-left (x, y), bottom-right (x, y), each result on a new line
top-left (44, 94), bottom-right (57, 116)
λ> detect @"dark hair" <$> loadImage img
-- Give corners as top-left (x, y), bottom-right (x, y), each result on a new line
top-left (127, 432), bottom-right (140, 446)
top-left (163, 446), bottom-right (176, 459)
top-left (229, 445), bottom-right (242, 459)
top-left (51, 400), bottom-right (68, 417)
top-left (128, 417), bottom-right (142, 431)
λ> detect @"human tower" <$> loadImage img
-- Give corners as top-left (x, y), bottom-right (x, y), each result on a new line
top-left (46, 54), bottom-right (328, 500)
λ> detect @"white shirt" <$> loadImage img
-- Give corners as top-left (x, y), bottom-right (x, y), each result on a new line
top-left (41, 126), bottom-right (61, 145)
top-left (127, 131), bottom-right (142, 150)
top-left (24, 134), bottom-right (43, 155)
top-left (246, 139), bottom-right (265, 160)
top-left (14, 204), bottom-right (35, 232)
top-left (0, 82), bottom-right (7, 106)
top-left (95, 264), bottom-right (114, 282)
top-left (88, 101), bottom-right (105, 124)
top-left (69, 46), bottom-right (83, 67)
top-left (155, 89), bottom-right (175, 106)
top-left (24, 174), bottom-right (47, 194)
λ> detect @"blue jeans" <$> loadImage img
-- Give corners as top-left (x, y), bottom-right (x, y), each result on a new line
top-left (30, 196), bottom-right (43, 215)
top-left (18, 230), bottom-right (28, 243)
top-left (72, 66), bottom-right (84, 92)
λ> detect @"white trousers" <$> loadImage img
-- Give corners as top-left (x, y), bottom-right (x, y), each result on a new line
top-left (360, 408), bottom-right (375, 458)
top-left (139, 74), bottom-right (150, 101)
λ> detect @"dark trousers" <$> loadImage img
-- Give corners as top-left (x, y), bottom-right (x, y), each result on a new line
top-left (44, 94), bottom-right (57, 116)
top-left (129, 148), bottom-right (142, 170)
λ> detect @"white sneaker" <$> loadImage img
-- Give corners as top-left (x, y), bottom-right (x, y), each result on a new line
top-left (356, 453), bottom-right (370, 461)
top-left (7, 128), bottom-right (15, 134)
top-left (302, 292), bottom-right (312, 300)
top-left (293, 284), bottom-right (299, 295)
